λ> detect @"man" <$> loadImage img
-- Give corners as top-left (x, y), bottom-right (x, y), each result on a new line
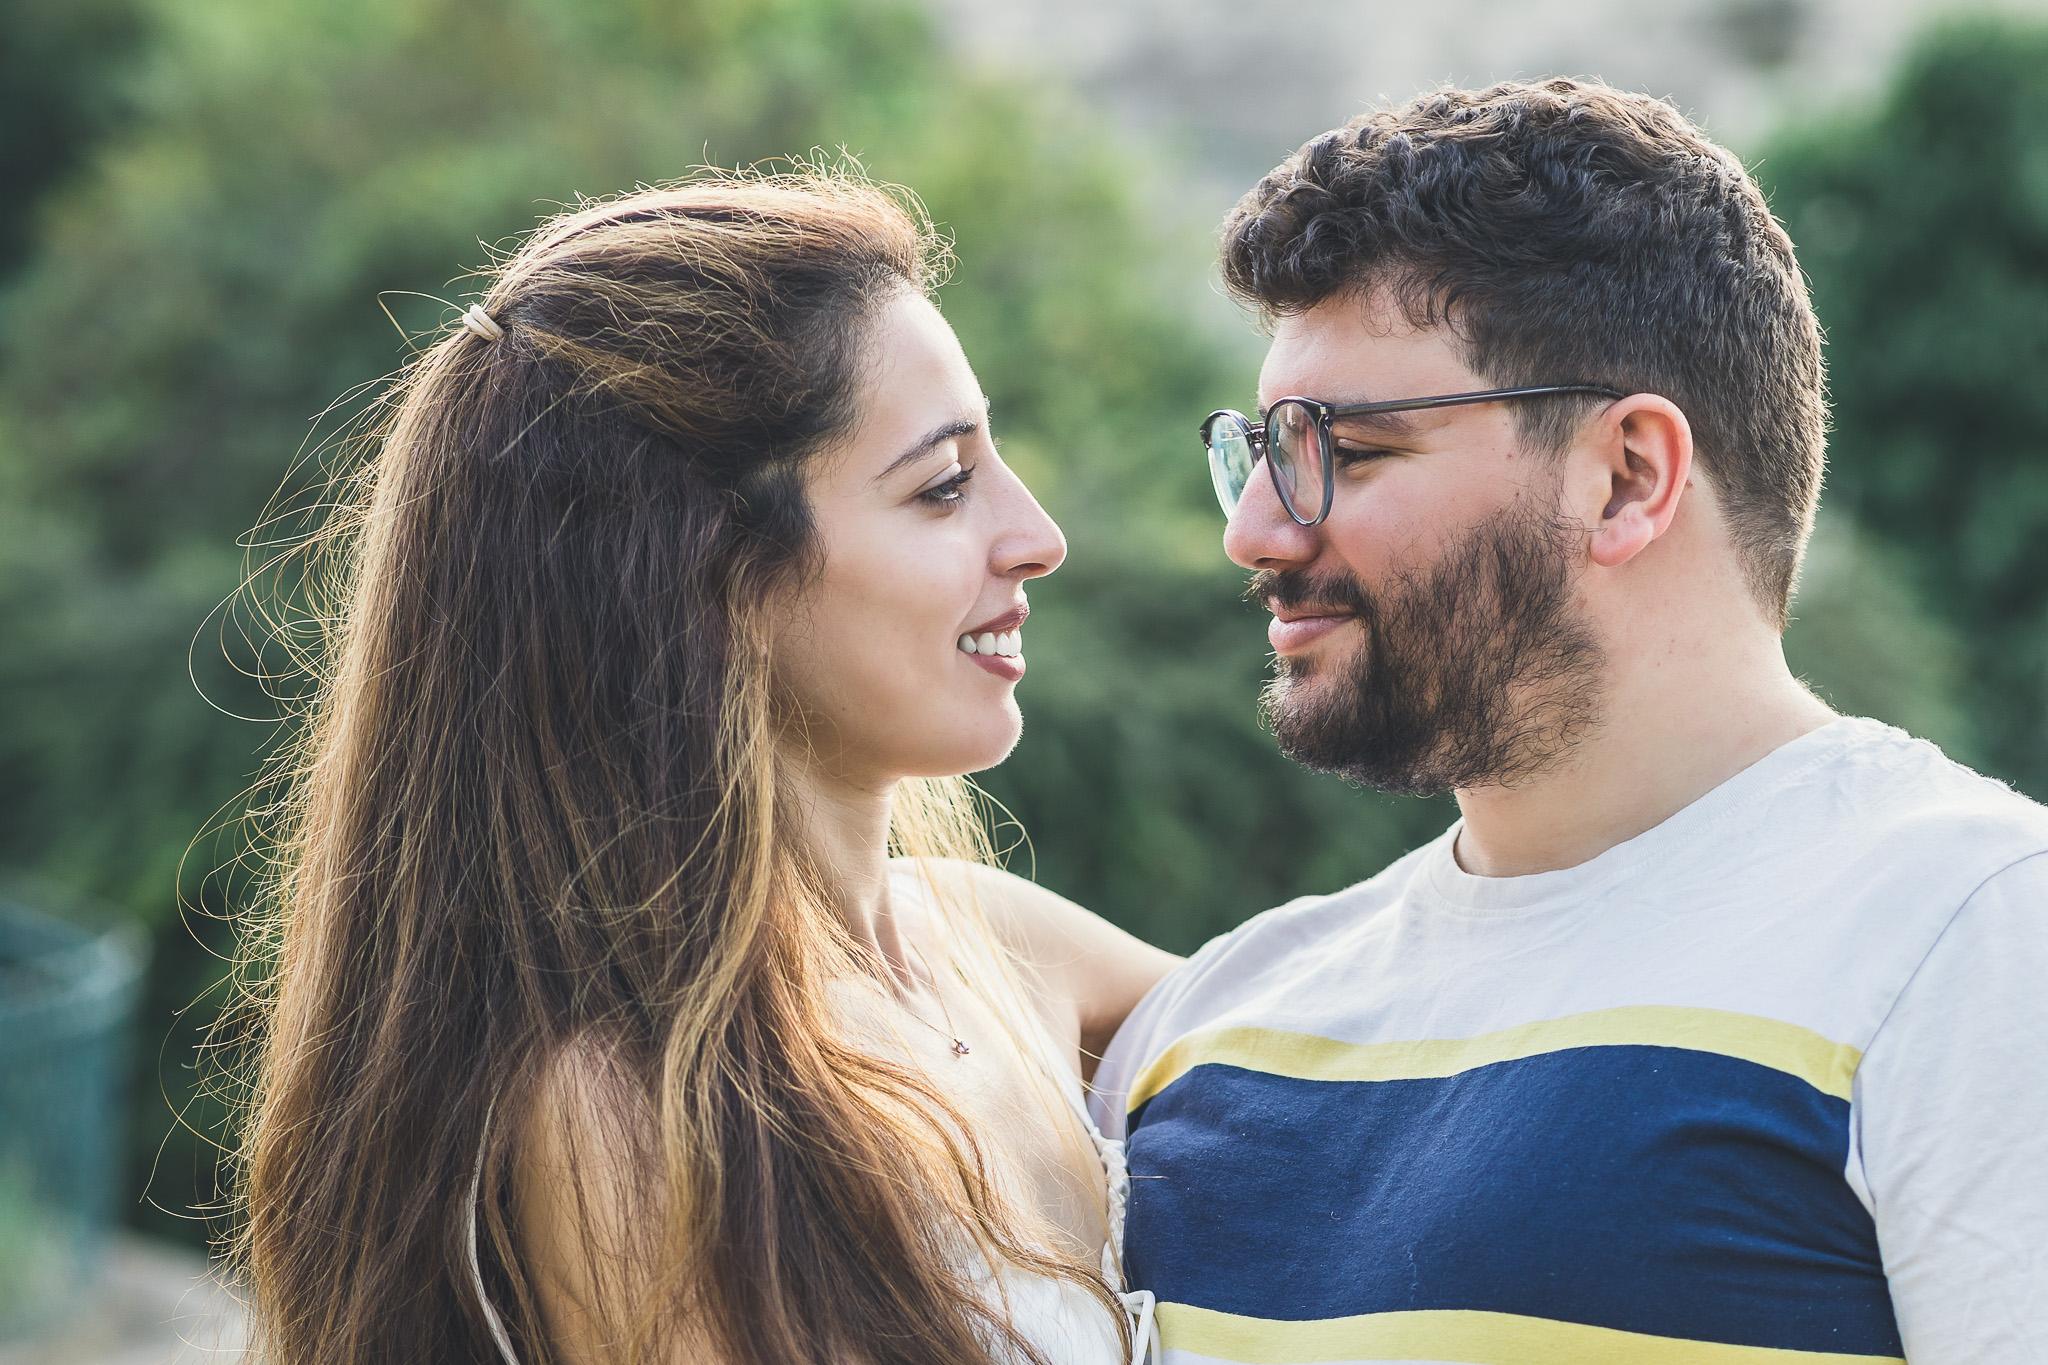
top-left (1091, 78), bottom-right (2048, 1364)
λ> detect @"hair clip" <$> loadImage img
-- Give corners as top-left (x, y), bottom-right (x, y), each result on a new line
top-left (461, 303), bottom-right (505, 342)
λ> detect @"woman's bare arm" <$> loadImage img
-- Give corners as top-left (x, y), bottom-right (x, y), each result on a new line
top-left (510, 1045), bottom-right (728, 1365)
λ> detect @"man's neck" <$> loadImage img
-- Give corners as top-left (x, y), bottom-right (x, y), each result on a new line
top-left (1450, 634), bottom-right (1837, 879)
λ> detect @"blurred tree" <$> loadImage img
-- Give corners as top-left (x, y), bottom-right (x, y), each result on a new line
top-left (1762, 16), bottom-right (2048, 798)
top-left (0, 0), bottom-right (2023, 1252)
top-left (0, 0), bottom-right (148, 289)
top-left (1785, 513), bottom-right (1982, 765)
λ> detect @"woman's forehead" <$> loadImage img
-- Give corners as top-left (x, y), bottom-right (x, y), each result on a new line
top-left (878, 293), bottom-right (980, 407)
top-left (822, 293), bottom-right (988, 485)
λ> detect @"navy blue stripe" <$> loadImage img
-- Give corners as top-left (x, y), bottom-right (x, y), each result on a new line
top-left (1124, 1046), bottom-right (1901, 1356)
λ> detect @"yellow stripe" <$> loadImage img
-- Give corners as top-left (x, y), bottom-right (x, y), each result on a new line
top-left (1126, 1006), bottom-right (1861, 1113)
top-left (1159, 1303), bottom-right (1904, 1365)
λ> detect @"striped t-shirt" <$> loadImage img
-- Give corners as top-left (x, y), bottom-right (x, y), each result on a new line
top-left (1090, 717), bottom-right (2048, 1365)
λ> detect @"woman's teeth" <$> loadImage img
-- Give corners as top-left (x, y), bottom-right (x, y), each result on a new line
top-left (958, 630), bottom-right (1023, 657)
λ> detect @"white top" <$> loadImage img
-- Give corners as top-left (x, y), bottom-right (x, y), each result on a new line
top-left (969, 1054), bottom-right (1159, 1365)
top-left (903, 855), bottom-right (1158, 1364)
top-left (1091, 716), bottom-right (2048, 1365)
top-left (466, 903), bottom-right (1157, 1364)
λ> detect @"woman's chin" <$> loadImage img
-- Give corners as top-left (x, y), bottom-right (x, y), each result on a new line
top-left (902, 705), bottom-right (1025, 780)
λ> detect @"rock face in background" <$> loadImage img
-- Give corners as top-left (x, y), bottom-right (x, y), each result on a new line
top-left (932, 0), bottom-right (2048, 206)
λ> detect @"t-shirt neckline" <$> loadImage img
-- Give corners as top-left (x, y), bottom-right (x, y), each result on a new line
top-left (1418, 715), bottom-right (1886, 916)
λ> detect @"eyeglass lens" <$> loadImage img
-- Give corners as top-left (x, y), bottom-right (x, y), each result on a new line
top-left (1204, 413), bottom-right (1256, 515)
top-left (1204, 401), bottom-right (1328, 523)
top-left (1265, 399), bottom-right (1325, 523)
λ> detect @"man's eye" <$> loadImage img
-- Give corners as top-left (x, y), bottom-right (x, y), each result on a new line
top-left (1335, 443), bottom-right (1394, 465)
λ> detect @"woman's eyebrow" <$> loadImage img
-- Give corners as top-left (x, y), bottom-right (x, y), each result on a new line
top-left (870, 418), bottom-right (980, 483)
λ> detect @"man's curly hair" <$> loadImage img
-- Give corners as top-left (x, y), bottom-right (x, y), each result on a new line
top-left (1222, 78), bottom-right (1825, 627)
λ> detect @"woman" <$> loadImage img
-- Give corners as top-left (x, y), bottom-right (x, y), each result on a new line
top-left (231, 169), bottom-right (1176, 1364)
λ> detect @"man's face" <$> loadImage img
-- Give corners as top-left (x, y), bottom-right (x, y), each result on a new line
top-left (1223, 288), bottom-right (1605, 795)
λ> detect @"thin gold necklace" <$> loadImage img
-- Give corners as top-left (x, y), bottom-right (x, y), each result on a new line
top-left (901, 937), bottom-right (971, 1058)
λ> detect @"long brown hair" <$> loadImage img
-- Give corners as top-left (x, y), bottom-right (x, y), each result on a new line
top-left (225, 168), bottom-right (1115, 1364)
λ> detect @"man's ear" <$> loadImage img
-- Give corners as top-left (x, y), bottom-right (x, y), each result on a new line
top-left (1583, 394), bottom-right (1693, 569)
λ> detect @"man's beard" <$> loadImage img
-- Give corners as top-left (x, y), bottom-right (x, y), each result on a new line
top-left (1253, 496), bottom-right (1604, 796)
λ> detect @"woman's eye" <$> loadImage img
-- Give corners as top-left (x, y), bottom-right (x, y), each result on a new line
top-left (918, 466), bottom-right (975, 507)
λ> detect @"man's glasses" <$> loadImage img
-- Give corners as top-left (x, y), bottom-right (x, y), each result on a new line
top-left (1199, 385), bottom-right (1623, 526)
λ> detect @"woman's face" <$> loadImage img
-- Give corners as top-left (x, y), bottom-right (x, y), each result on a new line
top-left (770, 290), bottom-right (1066, 785)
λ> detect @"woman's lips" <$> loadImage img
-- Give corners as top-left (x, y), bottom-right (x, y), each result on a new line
top-left (1267, 612), bottom-right (1354, 653)
top-left (958, 623), bottom-right (1024, 682)
top-left (965, 651), bottom-right (1024, 680)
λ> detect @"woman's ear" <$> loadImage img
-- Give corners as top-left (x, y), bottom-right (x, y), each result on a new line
top-left (1583, 394), bottom-right (1693, 570)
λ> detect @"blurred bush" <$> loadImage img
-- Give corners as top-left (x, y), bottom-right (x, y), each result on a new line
top-left (1763, 16), bottom-right (2048, 795)
top-left (0, 0), bottom-right (2038, 1251)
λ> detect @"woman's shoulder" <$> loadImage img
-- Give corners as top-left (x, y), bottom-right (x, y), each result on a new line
top-left (893, 857), bottom-right (1181, 1067)
top-left (893, 857), bottom-right (1173, 984)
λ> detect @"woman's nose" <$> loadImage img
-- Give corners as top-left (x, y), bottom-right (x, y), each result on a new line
top-left (994, 469), bottom-right (1066, 580)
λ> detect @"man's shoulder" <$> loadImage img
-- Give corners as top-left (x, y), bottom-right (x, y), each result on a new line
top-left (1808, 718), bottom-right (2048, 867)
top-left (1695, 720), bottom-right (2048, 1029)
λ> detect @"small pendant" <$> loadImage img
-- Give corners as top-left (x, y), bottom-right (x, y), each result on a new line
top-left (951, 1038), bottom-right (972, 1057)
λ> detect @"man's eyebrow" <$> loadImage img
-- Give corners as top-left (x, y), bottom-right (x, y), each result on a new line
top-left (1330, 405), bottom-right (1421, 438)
top-left (871, 418), bottom-right (980, 483)
top-left (1254, 400), bottom-right (1422, 438)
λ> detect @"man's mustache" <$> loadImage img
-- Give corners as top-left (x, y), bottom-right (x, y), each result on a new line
top-left (1244, 568), bottom-right (1373, 618)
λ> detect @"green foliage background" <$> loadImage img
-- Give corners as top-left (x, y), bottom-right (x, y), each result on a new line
top-left (1762, 19), bottom-right (2048, 797)
top-left (0, 0), bottom-right (2039, 1248)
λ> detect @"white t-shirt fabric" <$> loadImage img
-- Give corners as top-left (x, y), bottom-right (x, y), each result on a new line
top-left (1089, 716), bottom-right (2048, 1365)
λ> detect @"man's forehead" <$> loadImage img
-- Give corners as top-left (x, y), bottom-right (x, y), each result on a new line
top-left (1256, 292), bottom-right (1470, 408)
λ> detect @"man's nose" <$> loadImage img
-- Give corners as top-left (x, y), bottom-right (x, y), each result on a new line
top-left (1223, 457), bottom-right (1320, 571)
